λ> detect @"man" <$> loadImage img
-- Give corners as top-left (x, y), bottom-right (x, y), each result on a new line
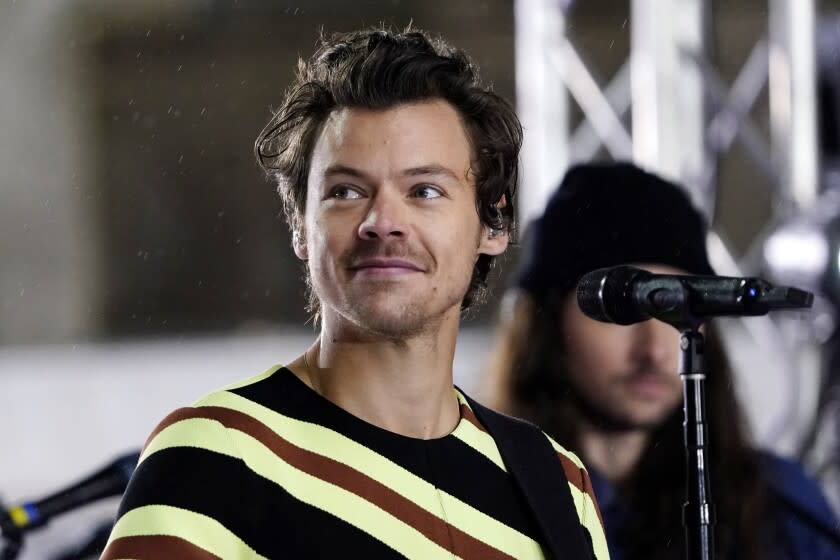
top-left (101, 28), bottom-right (607, 560)
top-left (484, 162), bottom-right (839, 560)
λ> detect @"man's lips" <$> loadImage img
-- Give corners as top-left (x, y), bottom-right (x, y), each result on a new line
top-left (622, 373), bottom-right (674, 399)
top-left (349, 258), bottom-right (425, 275)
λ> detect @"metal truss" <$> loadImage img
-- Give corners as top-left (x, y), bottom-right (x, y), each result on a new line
top-left (515, 0), bottom-right (816, 223)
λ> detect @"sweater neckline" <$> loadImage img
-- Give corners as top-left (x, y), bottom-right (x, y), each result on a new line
top-left (276, 365), bottom-right (475, 444)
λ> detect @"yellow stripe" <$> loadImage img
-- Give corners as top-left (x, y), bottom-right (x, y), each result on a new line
top-left (195, 389), bottom-right (443, 512)
top-left (213, 364), bottom-right (283, 393)
top-left (454, 390), bottom-right (470, 406)
top-left (437, 493), bottom-right (545, 559)
top-left (545, 435), bottom-right (610, 560)
top-left (565, 482), bottom-right (609, 560)
top-left (544, 435), bottom-right (586, 470)
top-left (193, 388), bottom-right (542, 558)
top-left (578, 489), bottom-right (610, 560)
top-left (545, 434), bottom-right (609, 560)
top-left (108, 504), bottom-right (266, 560)
top-left (231, 428), bottom-right (453, 559)
top-left (140, 417), bottom-right (239, 465)
top-left (450, 391), bottom-right (507, 471)
top-left (140, 422), bottom-right (449, 558)
top-left (450, 420), bottom-right (507, 471)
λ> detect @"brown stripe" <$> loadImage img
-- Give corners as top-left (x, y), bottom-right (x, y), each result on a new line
top-left (101, 534), bottom-right (221, 560)
top-left (579, 466), bottom-right (605, 529)
top-left (556, 451), bottom-right (586, 495)
top-left (556, 452), bottom-right (605, 529)
top-left (172, 405), bottom-right (518, 560)
top-left (459, 403), bottom-right (488, 433)
top-left (143, 407), bottom-right (205, 452)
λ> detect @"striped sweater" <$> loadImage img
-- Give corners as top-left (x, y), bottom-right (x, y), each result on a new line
top-left (103, 366), bottom-right (609, 559)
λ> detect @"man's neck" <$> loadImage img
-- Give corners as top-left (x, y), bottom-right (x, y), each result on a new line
top-left (577, 420), bottom-right (650, 484)
top-left (289, 309), bottom-right (462, 440)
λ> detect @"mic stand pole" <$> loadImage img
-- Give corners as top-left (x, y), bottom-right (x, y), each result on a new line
top-left (0, 506), bottom-right (23, 560)
top-left (680, 328), bottom-right (715, 560)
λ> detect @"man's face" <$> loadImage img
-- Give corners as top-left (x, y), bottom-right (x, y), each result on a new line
top-left (297, 100), bottom-right (507, 338)
top-left (560, 264), bottom-right (685, 431)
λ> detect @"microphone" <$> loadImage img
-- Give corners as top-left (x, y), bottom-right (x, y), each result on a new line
top-left (0, 451), bottom-right (139, 537)
top-left (577, 265), bottom-right (813, 326)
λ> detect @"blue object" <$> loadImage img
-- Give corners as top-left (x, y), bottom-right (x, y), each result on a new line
top-left (21, 504), bottom-right (38, 525)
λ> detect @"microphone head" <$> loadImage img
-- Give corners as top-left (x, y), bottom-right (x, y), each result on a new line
top-left (576, 266), bottom-right (650, 325)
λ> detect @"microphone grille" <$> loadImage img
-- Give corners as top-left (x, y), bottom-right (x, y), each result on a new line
top-left (576, 269), bottom-right (611, 322)
top-left (577, 266), bottom-right (648, 324)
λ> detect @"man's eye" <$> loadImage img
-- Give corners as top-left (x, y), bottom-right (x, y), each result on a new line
top-left (413, 185), bottom-right (443, 199)
top-left (331, 186), bottom-right (363, 200)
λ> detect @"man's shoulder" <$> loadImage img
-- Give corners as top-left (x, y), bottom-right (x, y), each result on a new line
top-left (462, 392), bottom-right (586, 472)
top-left (461, 391), bottom-right (585, 477)
top-left (541, 431), bottom-right (587, 470)
top-left (760, 451), bottom-right (824, 498)
top-left (140, 365), bottom-right (288, 461)
top-left (192, 364), bottom-right (285, 406)
top-left (759, 449), bottom-right (837, 522)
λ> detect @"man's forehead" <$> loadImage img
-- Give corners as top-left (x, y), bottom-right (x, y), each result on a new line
top-left (310, 101), bottom-right (473, 177)
top-left (319, 102), bottom-right (467, 145)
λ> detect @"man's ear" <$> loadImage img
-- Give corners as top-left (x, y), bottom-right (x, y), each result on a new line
top-left (478, 197), bottom-right (509, 255)
top-left (293, 230), bottom-right (308, 260)
top-left (478, 226), bottom-right (509, 256)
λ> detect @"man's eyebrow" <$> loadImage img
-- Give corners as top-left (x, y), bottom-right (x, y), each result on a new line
top-left (323, 164), bottom-right (370, 180)
top-left (402, 165), bottom-right (460, 181)
top-left (322, 164), bottom-right (462, 182)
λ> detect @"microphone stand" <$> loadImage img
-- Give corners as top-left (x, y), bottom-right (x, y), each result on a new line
top-left (671, 286), bottom-right (811, 560)
top-left (577, 265), bottom-right (816, 560)
top-left (679, 328), bottom-right (714, 560)
top-left (0, 450), bottom-right (139, 560)
top-left (0, 504), bottom-right (23, 560)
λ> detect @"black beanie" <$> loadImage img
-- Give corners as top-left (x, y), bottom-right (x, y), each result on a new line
top-left (515, 162), bottom-right (714, 298)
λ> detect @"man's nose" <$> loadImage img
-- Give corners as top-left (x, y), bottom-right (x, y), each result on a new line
top-left (357, 190), bottom-right (407, 240)
top-left (631, 320), bottom-right (678, 371)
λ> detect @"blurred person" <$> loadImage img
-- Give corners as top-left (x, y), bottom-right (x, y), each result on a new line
top-left (100, 27), bottom-right (608, 560)
top-left (483, 162), bottom-right (839, 560)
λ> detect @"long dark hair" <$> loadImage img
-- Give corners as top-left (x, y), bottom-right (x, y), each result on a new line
top-left (254, 26), bottom-right (522, 313)
top-left (483, 291), bottom-right (773, 560)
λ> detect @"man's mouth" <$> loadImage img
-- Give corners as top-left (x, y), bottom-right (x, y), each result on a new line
top-left (623, 372), bottom-right (675, 399)
top-left (350, 258), bottom-right (425, 276)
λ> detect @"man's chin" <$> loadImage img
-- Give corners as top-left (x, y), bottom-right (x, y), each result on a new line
top-left (575, 395), bottom-right (677, 433)
top-left (343, 306), bottom-right (431, 339)
top-left (322, 290), bottom-right (462, 339)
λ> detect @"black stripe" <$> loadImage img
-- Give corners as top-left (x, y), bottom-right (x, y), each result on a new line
top-left (118, 447), bottom-right (405, 559)
top-left (231, 369), bottom-right (433, 472)
top-left (232, 368), bottom-right (544, 538)
top-left (425, 437), bottom-right (545, 538)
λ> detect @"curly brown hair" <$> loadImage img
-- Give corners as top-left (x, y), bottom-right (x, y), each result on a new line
top-left (254, 26), bottom-right (522, 315)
